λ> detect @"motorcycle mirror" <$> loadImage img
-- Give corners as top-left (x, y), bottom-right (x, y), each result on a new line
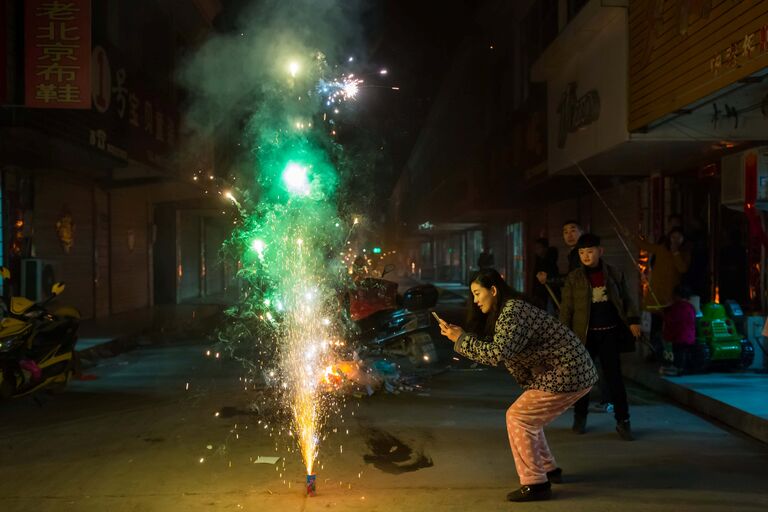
top-left (51, 282), bottom-right (66, 296)
top-left (0, 267), bottom-right (9, 280)
top-left (381, 263), bottom-right (395, 277)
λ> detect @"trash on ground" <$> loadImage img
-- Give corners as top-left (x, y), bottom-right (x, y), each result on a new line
top-left (254, 456), bottom-right (280, 464)
top-left (319, 354), bottom-right (434, 397)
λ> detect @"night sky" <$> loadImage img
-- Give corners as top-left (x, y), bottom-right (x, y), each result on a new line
top-left (213, 0), bottom-right (479, 211)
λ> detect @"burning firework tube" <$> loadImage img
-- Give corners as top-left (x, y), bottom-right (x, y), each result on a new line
top-left (306, 474), bottom-right (317, 496)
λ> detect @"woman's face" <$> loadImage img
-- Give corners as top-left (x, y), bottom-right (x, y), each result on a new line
top-left (471, 282), bottom-right (498, 314)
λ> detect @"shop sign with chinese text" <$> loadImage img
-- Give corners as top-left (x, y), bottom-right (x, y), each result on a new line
top-left (629, 0), bottom-right (768, 132)
top-left (25, 0), bottom-right (91, 109)
top-left (88, 45), bottom-right (178, 169)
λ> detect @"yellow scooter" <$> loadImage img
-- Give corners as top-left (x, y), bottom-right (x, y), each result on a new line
top-left (0, 267), bottom-right (80, 399)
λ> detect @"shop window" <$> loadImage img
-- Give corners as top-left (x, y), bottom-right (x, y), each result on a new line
top-left (419, 241), bottom-right (431, 267)
top-left (506, 222), bottom-right (525, 292)
top-left (467, 230), bottom-right (484, 270)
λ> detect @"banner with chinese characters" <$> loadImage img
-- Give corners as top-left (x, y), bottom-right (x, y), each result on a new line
top-left (89, 45), bottom-right (179, 169)
top-left (0, 2), bottom-right (7, 104)
top-left (628, 0), bottom-right (768, 132)
top-left (25, 0), bottom-right (91, 109)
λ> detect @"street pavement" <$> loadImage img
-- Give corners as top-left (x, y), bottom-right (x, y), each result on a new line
top-left (1, 333), bottom-right (767, 512)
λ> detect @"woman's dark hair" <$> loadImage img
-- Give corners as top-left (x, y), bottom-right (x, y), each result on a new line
top-left (465, 268), bottom-right (525, 336)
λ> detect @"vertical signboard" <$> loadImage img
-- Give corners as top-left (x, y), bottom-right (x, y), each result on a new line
top-left (25, 0), bottom-right (91, 109)
top-left (0, 1), bottom-right (7, 103)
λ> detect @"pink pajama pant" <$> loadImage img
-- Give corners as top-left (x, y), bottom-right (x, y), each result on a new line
top-left (505, 387), bottom-right (592, 485)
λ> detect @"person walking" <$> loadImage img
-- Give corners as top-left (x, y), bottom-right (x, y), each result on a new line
top-left (560, 234), bottom-right (641, 441)
top-left (477, 248), bottom-right (495, 269)
top-left (632, 227), bottom-right (690, 357)
top-left (438, 268), bottom-right (597, 502)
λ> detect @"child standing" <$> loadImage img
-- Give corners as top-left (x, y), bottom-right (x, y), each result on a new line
top-left (660, 285), bottom-right (697, 376)
top-left (560, 234), bottom-right (641, 441)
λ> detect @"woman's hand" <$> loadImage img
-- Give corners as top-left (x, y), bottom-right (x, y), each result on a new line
top-left (439, 322), bottom-right (464, 343)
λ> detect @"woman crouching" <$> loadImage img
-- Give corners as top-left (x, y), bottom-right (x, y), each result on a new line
top-left (438, 268), bottom-right (597, 502)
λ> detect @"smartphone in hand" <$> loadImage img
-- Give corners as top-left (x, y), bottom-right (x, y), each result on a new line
top-left (431, 311), bottom-right (446, 325)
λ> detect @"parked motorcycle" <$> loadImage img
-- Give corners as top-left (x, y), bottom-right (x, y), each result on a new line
top-left (0, 267), bottom-right (80, 399)
top-left (348, 265), bottom-right (439, 366)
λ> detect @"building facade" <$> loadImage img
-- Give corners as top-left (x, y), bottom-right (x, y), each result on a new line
top-left (390, 0), bottom-right (768, 324)
top-left (0, 0), bottom-right (233, 318)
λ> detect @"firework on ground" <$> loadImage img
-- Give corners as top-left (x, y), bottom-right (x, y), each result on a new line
top-left (217, 51), bottom-right (374, 476)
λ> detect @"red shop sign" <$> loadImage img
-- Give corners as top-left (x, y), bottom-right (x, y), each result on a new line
top-left (24, 0), bottom-right (91, 109)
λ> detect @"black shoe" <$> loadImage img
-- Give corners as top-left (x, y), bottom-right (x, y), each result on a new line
top-left (547, 467), bottom-right (563, 484)
top-left (506, 481), bottom-right (552, 502)
top-left (616, 419), bottom-right (634, 441)
top-left (572, 414), bottom-right (586, 434)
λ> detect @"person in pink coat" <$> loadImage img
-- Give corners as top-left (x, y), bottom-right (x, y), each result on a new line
top-left (660, 285), bottom-right (697, 376)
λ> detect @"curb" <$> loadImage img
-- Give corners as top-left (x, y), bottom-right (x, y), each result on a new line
top-left (76, 335), bottom-right (143, 369)
top-left (623, 360), bottom-right (768, 444)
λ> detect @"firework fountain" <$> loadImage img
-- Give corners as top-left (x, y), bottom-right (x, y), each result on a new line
top-left (216, 49), bottom-right (380, 495)
top-left (177, 1), bottom-right (398, 492)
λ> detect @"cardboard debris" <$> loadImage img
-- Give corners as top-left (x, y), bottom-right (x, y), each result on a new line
top-left (254, 456), bottom-right (280, 464)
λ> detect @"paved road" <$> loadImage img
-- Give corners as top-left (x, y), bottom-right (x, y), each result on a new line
top-left (1, 334), bottom-right (767, 512)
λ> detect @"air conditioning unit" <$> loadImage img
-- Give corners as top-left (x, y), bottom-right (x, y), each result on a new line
top-left (20, 259), bottom-right (56, 302)
top-left (721, 146), bottom-right (768, 211)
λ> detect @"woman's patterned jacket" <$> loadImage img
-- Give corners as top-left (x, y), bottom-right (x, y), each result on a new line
top-left (455, 299), bottom-right (598, 393)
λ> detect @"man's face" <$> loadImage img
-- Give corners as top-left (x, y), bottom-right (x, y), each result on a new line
top-left (563, 223), bottom-right (583, 247)
top-left (669, 231), bottom-right (684, 248)
top-left (578, 246), bottom-right (602, 268)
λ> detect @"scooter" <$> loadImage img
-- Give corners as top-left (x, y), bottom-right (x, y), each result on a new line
top-left (0, 267), bottom-right (80, 399)
top-left (348, 265), bottom-right (439, 366)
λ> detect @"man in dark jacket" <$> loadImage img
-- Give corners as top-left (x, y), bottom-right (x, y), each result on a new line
top-left (560, 233), bottom-right (641, 441)
top-left (535, 220), bottom-right (583, 289)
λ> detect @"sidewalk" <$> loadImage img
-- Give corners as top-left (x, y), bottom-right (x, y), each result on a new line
top-left (623, 357), bottom-right (768, 443)
top-left (395, 274), bottom-right (768, 444)
top-left (76, 303), bottom-right (224, 364)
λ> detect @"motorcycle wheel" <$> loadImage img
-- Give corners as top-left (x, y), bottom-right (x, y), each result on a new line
top-left (46, 355), bottom-right (74, 394)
